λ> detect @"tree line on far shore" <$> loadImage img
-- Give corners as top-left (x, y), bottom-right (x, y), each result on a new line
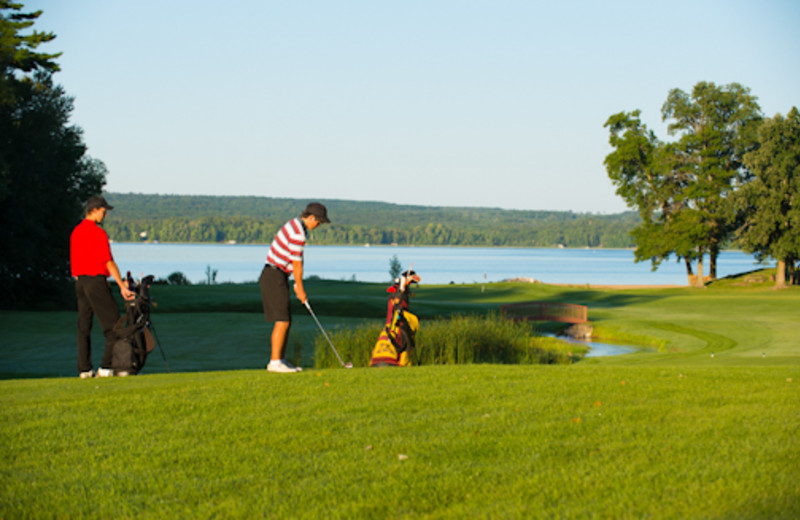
top-left (102, 193), bottom-right (641, 249)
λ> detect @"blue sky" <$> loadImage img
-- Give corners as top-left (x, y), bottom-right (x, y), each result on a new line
top-left (24, 0), bottom-right (800, 213)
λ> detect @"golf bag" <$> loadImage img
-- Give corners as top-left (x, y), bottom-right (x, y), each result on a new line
top-left (370, 270), bottom-right (420, 367)
top-left (112, 274), bottom-right (157, 375)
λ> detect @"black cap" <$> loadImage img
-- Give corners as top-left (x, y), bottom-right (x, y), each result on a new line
top-left (86, 195), bottom-right (114, 212)
top-left (304, 202), bottom-right (330, 223)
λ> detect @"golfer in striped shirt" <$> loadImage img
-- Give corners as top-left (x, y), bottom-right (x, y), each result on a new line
top-left (260, 202), bottom-right (330, 373)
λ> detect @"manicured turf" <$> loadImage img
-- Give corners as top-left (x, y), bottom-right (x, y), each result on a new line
top-left (1, 272), bottom-right (798, 518)
top-left (2, 365), bottom-right (798, 519)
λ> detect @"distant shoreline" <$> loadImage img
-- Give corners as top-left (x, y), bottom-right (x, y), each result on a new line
top-left (551, 283), bottom-right (684, 289)
top-left (110, 241), bottom-right (751, 255)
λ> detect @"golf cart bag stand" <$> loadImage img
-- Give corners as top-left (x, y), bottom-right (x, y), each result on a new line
top-left (112, 274), bottom-right (157, 375)
top-left (370, 269), bottom-right (420, 367)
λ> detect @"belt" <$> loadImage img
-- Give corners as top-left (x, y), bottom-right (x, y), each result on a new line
top-left (265, 263), bottom-right (289, 275)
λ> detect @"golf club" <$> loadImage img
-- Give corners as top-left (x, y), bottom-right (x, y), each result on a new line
top-left (140, 274), bottom-right (170, 373)
top-left (303, 300), bottom-right (353, 368)
top-left (146, 320), bottom-right (170, 373)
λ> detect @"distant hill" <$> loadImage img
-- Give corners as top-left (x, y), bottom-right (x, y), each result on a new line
top-left (102, 192), bottom-right (638, 248)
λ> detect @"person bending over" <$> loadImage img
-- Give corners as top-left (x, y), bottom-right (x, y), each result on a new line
top-left (259, 202), bottom-right (330, 373)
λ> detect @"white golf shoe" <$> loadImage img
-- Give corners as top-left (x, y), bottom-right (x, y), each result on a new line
top-left (96, 367), bottom-right (114, 378)
top-left (267, 360), bottom-right (301, 373)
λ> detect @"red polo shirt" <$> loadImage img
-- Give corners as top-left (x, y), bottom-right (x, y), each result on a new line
top-left (70, 219), bottom-right (113, 277)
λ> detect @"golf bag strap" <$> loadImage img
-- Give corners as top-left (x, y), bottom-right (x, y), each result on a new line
top-left (113, 315), bottom-right (136, 338)
top-left (113, 311), bottom-right (146, 339)
top-left (384, 325), bottom-right (402, 352)
top-left (384, 307), bottom-right (406, 351)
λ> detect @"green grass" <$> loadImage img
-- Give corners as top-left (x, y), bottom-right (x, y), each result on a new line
top-left (0, 311), bottom-right (373, 378)
top-left (2, 365), bottom-right (798, 519)
top-left (2, 270), bottom-right (799, 518)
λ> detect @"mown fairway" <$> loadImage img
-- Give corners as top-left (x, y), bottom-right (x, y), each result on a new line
top-left (1, 274), bottom-right (799, 518)
top-left (4, 274), bottom-right (799, 377)
top-left (2, 365), bottom-right (798, 519)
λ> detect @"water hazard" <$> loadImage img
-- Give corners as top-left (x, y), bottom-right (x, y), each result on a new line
top-left (111, 243), bottom-right (769, 286)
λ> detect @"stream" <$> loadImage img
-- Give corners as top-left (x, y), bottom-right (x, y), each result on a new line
top-left (548, 334), bottom-right (637, 357)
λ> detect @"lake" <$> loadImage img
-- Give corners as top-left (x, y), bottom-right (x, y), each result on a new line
top-left (111, 243), bottom-right (770, 286)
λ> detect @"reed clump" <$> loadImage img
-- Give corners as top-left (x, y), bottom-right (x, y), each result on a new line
top-left (313, 313), bottom-right (586, 368)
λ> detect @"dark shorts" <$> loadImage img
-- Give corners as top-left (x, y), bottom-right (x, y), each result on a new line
top-left (259, 265), bottom-right (291, 322)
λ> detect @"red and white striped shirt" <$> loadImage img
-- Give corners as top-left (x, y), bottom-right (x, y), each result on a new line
top-left (266, 218), bottom-right (307, 275)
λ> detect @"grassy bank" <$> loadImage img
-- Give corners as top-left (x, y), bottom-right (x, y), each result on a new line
top-left (2, 364), bottom-right (798, 519)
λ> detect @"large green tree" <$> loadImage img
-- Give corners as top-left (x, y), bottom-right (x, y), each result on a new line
top-left (0, 0), bottom-right (59, 104)
top-left (0, 2), bottom-right (106, 308)
top-left (737, 107), bottom-right (800, 287)
top-left (604, 111), bottom-right (703, 284)
top-left (605, 82), bottom-right (763, 287)
top-left (660, 82), bottom-right (762, 281)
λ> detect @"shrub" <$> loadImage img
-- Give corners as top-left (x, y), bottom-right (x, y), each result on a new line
top-left (167, 271), bottom-right (191, 286)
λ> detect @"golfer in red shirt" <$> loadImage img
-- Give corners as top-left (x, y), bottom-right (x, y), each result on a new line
top-left (70, 195), bottom-right (135, 378)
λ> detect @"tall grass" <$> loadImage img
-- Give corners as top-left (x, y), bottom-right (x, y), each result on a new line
top-left (314, 313), bottom-right (587, 368)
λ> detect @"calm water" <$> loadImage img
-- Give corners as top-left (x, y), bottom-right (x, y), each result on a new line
top-left (111, 243), bottom-right (769, 286)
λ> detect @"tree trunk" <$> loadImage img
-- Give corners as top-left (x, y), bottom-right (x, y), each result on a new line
top-left (775, 260), bottom-right (787, 289)
top-left (694, 256), bottom-right (705, 287)
top-left (684, 256), bottom-right (695, 286)
top-left (708, 245), bottom-right (718, 281)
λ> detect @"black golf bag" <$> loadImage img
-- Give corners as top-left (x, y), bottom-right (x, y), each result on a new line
top-left (370, 270), bottom-right (421, 367)
top-left (112, 274), bottom-right (157, 375)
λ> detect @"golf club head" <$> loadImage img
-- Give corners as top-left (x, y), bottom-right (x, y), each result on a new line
top-left (344, 362), bottom-right (353, 369)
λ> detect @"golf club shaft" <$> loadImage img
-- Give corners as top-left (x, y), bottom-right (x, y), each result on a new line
top-left (304, 301), bottom-right (346, 367)
top-left (146, 320), bottom-right (171, 373)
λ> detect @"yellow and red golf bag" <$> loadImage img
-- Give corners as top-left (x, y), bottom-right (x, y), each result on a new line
top-left (370, 270), bottom-right (420, 367)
